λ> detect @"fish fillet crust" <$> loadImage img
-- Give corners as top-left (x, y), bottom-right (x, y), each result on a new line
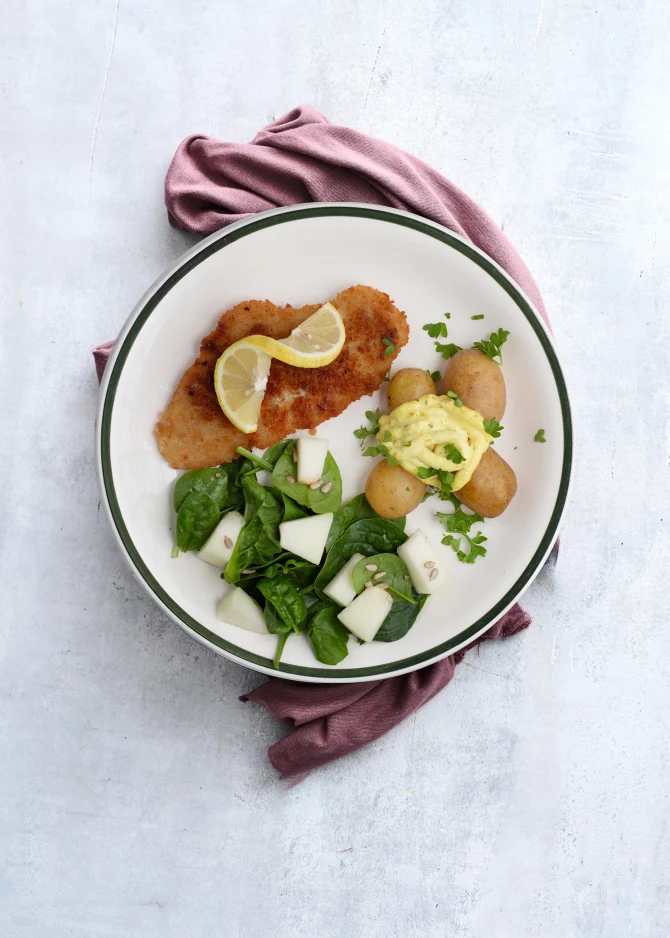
top-left (155, 285), bottom-right (410, 470)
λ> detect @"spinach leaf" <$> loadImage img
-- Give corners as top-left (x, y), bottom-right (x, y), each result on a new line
top-left (325, 494), bottom-right (405, 551)
top-left (281, 493), bottom-right (308, 522)
top-left (303, 592), bottom-right (332, 617)
top-left (224, 480), bottom-right (284, 583)
top-left (175, 492), bottom-right (220, 553)
top-left (237, 554), bottom-right (318, 592)
top-left (259, 576), bottom-right (308, 669)
top-left (173, 466), bottom-right (228, 512)
top-left (325, 494), bottom-right (377, 550)
top-left (308, 605), bottom-right (350, 665)
top-left (272, 447), bottom-right (342, 514)
top-left (375, 594), bottom-right (428, 642)
top-left (263, 601), bottom-right (293, 669)
top-left (258, 577), bottom-right (307, 632)
top-left (241, 474), bottom-right (283, 526)
top-left (223, 457), bottom-right (247, 511)
top-left (235, 446), bottom-right (274, 472)
top-left (263, 439), bottom-right (292, 468)
top-left (314, 519), bottom-right (407, 598)
top-left (351, 553), bottom-right (416, 604)
top-left (224, 517), bottom-right (264, 582)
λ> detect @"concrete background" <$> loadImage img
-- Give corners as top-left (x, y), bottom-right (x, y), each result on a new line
top-left (1, 1), bottom-right (669, 935)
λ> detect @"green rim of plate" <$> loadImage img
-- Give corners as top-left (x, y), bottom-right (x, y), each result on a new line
top-left (99, 205), bottom-right (572, 679)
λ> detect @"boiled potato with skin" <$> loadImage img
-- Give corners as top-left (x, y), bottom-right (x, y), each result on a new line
top-left (387, 368), bottom-right (437, 412)
top-left (443, 349), bottom-right (506, 421)
top-left (454, 447), bottom-right (517, 518)
top-left (365, 461), bottom-right (426, 519)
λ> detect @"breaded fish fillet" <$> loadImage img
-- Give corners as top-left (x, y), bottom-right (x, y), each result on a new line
top-left (155, 285), bottom-right (409, 470)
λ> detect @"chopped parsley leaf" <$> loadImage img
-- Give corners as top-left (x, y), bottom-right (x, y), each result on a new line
top-left (473, 328), bottom-right (510, 364)
top-left (483, 418), bottom-right (503, 439)
top-left (353, 408), bottom-right (381, 450)
top-left (534, 428), bottom-right (546, 443)
top-left (446, 390), bottom-right (464, 407)
top-left (437, 497), bottom-right (487, 564)
top-left (423, 321), bottom-right (448, 339)
top-left (362, 444), bottom-right (398, 466)
top-left (382, 337), bottom-right (395, 356)
top-left (417, 466), bottom-right (455, 498)
top-left (443, 443), bottom-right (465, 464)
top-left (435, 342), bottom-right (462, 361)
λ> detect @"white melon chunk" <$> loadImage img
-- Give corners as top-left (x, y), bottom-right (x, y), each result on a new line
top-left (216, 587), bottom-right (268, 634)
top-left (297, 436), bottom-right (329, 484)
top-left (279, 512), bottom-right (333, 565)
top-left (337, 586), bottom-right (393, 642)
top-left (323, 553), bottom-right (364, 607)
top-left (197, 511), bottom-right (245, 568)
top-left (397, 529), bottom-right (447, 595)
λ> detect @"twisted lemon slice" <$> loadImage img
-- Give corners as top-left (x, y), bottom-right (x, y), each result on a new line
top-left (214, 303), bottom-right (345, 432)
top-left (245, 302), bottom-right (345, 368)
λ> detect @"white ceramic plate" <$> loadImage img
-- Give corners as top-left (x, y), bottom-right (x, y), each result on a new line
top-left (97, 204), bottom-right (572, 683)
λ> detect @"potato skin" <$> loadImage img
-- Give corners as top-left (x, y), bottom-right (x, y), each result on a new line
top-left (454, 447), bottom-right (517, 518)
top-left (443, 349), bottom-right (506, 421)
top-left (365, 461), bottom-right (426, 519)
top-left (387, 368), bottom-right (437, 412)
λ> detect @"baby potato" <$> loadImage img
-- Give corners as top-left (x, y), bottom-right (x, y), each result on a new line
top-left (454, 447), bottom-right (517, 518)
top-left (443, 349), bottom-right (506, 421)
top-left (387, 368), bottom-right (437, 412)
top-left (365, 461), bottom-right (426, 519)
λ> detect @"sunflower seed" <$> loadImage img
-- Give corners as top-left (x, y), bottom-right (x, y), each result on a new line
top-left (377, 582), bottom-right (390, 590)
top-left (365, 580), bottom-right (373, 589)
top-left (242, 569), bottom-right (255, 575)
top-left (424, 561), bottom-right (436, 569)
top-left (404, 575), bottom-right (410, 580)
top-left (364, 564), bottom-right (378, 573)
top-left (223, 536), bottom-right (233, 549)
top-left (373, 571), bottom-right (385, 580)
top-left (286, 474), bottom-right (296, 484)
top-left (309, 480), bottom-right (322, 490)
top-left (429, 568), bottom-right (439, 581)
top-left (320, 482), bottom-right (333, 493)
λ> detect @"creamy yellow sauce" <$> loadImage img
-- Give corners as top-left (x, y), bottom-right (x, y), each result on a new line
top-left (377, 394), bottom-right (492, 491)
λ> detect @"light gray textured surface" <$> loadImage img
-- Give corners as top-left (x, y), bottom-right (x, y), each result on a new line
top-left (1, 0), bottom-right (669, 935)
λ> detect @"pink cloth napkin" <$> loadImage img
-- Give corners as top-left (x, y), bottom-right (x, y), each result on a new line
top-left (95, 105), bottom-right (551, 779)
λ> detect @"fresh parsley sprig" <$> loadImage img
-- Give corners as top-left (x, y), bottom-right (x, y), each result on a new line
top-left (443, 443), bottom-right (465, 464)
top-left (423, 321), bottom-right (448, 339)
top-left (423, 315), bottom-right (462, 361)
top-left (483, 418), bottom-right (503, 440)
top-left (435, 342), bottom-right (462, 360)
top-left (473, 328), bottom-right (510, 364)
top-left (353, 408), bottom-right (381, 450)
top-left (437, 497), bottom-right (488, 564)
top-left (426, 369), bottom-right (441, 382)
top-left (417, 466), bottom-right (455, 499)
top-left (362, 444), bottom-right (398, 466)
top-left (382, 337), bottom-right (395, 356)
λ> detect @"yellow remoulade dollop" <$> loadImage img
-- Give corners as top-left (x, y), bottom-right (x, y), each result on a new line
top-left (376, 394), bottom-right (493, 491)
